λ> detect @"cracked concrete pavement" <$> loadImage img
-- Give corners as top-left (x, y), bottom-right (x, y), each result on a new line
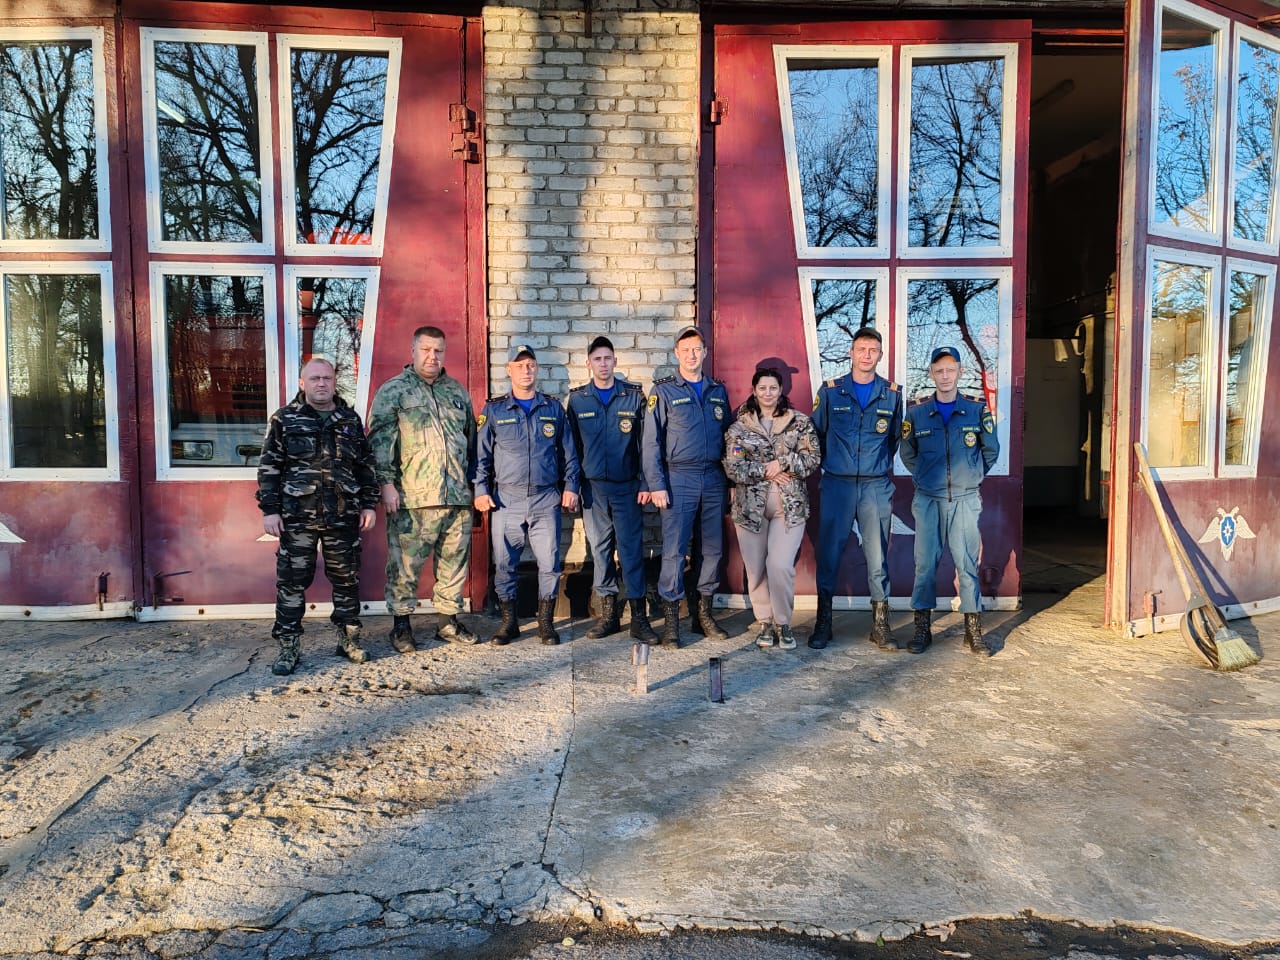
top-left (1, 568), bottom-right (1278, 958)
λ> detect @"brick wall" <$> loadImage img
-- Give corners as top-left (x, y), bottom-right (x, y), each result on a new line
top-left (482, 0), bottom-right (701, 569)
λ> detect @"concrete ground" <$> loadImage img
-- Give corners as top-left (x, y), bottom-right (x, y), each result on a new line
top-left (1, 549), bottom-right (1278, 958)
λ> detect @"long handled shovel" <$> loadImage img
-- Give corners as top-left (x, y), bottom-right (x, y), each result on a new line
top-left (1134, 443), bottom-right (1260, 671)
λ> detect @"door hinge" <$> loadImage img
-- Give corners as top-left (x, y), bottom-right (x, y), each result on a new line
top-left (708, 98), bottom-right (728, 125)
top-left (450, 103), bottom-right (480, 162)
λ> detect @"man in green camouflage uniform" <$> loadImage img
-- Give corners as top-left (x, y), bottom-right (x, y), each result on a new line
top-left (368, 325), bottom-right (480, 650)
top-left (257, 357), bottom-right (379, 676)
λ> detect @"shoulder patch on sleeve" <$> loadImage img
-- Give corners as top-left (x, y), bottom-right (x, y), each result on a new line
top-left (647, 393), bottom-right (658, 410)
top-left (901, 419), bottom-right (912, 438)
top-left (476, 413), bottom-right (487, 428)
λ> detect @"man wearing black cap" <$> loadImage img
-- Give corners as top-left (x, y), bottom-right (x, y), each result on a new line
top-left (899, 346), bottom-right (1000, 656)
top-left (473, 344), bottom-right (581, 645)
top-left (808, 326), bottom-right (903, 651)
top-left (565, 336), bottom-right (658, 642)
top-left (642, 325), bottom-right (732, 646)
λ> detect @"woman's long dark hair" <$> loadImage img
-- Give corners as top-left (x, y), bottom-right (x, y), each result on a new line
top-left (741, 366), bottom-right (791, 419)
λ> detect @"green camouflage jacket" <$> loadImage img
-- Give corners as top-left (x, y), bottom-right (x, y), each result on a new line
top-left (367, 365), bottom-right (476, 509)
top-left (722, 407), bottom-right (821, 533)
top-left (256, 393), bottom-right (378, 525)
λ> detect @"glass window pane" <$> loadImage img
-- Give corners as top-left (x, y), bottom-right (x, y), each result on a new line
top-left (163, 273), bottom-right (266, 467)
top-left (1232, 40), bottom-right (1280, 245)
top-left (296, 275), bottom-right (367, 402)
top-left (152, 40), bottom-right (264, 244)
top-left (1153, 11), bottom-right (1221, 233)
top-left (787, 60), bottom-right (880, 249)
top-left (1147, 259), bottom-right (1211, 467)
top-left (4, 273), bottom-right (106, 468)
top-left (291, 48), bottom-right (390, 247)
top-left (809, 277), bottom-right (878, 380)
top-left (908, 57), bottom-right (1005, 248)
top-left (1224, 269), bottom-right (1268, 466)
top-left (0, 40), bottom-right (99, 241)
top-left (904, 277), bottom-right (1001, 407)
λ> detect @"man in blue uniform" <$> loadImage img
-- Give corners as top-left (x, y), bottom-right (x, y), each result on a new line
top-left (809, 326), bottom-right (903, 651)
top-left (899, 346), bottom-right (1000, 656)
top-left (566, 336), bottom-right (658, 642)
top-left (643, 325), bottom-right (732, 646)
top-left (473, 344), bottom-right (580, 645)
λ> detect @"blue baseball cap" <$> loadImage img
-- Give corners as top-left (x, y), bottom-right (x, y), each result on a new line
top-left (930, 346), bottom-right (961, 364)
top-left (508, 343), bottom-right (537, 363)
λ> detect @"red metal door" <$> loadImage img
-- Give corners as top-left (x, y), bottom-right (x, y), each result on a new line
top-left (122, 5), bottom-right (486, 617)
top-left (0, 15), bottom-right (138, 617)
top-left (711, 20), bottom-right (1031, 610)
top-left (1108, 0), bottom-right (1280, 632)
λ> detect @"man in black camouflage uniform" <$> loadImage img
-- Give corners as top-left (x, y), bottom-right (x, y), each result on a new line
top-left (257, 357), bottom-right (379, 675)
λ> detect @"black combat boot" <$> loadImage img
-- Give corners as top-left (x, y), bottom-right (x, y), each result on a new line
top-left (964, 612), bottom-right (993, 656)
top-left (869, 600), bottom-right (899, 651)
top-left (807, 590), bottom-right (834, 649)
top-left (536, 597), bottom-right (560, 645)
top-left (389, 615), bottom-right (416, 654)
top-left (907, 609), bottom-right (932, 654)
top-left (585, 593), bottom-right (621, 640)
top-left (628, 597), bottom-right (658, 643)
top-left (661, 599), bottom-right (682, 647)
top-left (489, 600), bottom-right (520, 646)
top-left (694, 594), bottom-right (729, 641)
top-left (436, 613), bottom-right (479, 645)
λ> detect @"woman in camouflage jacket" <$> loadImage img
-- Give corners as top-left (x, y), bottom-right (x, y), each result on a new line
top-left (722, 368), bottom-right (821, 650)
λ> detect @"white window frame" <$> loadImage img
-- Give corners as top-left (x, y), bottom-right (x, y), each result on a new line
top-left (1218, 257), bottom-right (1274, 477)
top-left (893, 265), bottom-right (1013, 476)
top-left (0, 261), bottom-right (118, 480)
top-left (1148, 0), bottom-right (1231, 247)
top-left (774, 45), bottom-right (892, 261)
top-left (1140, 245), bottom-right (1221, 480)
top-left (150, 261), bottom-right (279, 480)
top-left (896, 42), bottom-right (1018, 261)
top-left (797, 266), bottom-right (891, 393)
top-left (1228, 24), bottom-right (1280, 256)
top-left (282, 264), bottom-right (381, 417)
top-left (0, 27), bottom-right (111, 254)
top-left (277, 34), bottom-right (402, 258)
top-left (139, 28), bottom-right (275, 257)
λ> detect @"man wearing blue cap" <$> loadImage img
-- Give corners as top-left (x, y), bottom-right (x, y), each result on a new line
top-left (642, 325), bottom-right (732, 646)
top-left (473, 344), bottom-right (580, 645)
top-left (899, 346), bottom-right (999, 656)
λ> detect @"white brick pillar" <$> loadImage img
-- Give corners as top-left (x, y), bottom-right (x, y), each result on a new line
top-left (482, 0), bottom-right (701, 569)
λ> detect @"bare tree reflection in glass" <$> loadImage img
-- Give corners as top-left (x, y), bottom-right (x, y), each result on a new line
top-left (1147, 260), bottom-right (1209, 466)
top-left (291, 49), bottom-right (389, 247)
top-left (904, 277), bottom-right (1000, 406)
top-left (787, 61), bottom-right (880, 249)
top-left (0, 40), bottom-right (98, 241)
top-left (153, 40), bottom-right (264, 244)
top-left (4, 274), bottom-right (105, 468)
top-left (297, 276), bottom-right (367, 402)
top-left (1153, 14), bottom-right (1218, 233)
top-left (810, 277), bottom-right (878, 381)
top-left (909, 57), bottom-right (1005, 248)
top-left (1224, 269), bottom-right (1265, 466)
top-left (1232, 41), bottom-right (1279, 244)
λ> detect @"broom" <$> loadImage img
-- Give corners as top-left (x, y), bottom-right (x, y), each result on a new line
top-left (1134, 443), bottom-right (1261, 671)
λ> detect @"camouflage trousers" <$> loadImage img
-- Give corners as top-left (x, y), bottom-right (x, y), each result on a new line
top-left (385, 505), bottom-right (473, 617)
top-left (273, 522), bottom-right (364, 640)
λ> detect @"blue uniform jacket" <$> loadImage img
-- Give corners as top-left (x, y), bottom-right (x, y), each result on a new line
top-left (642, 374), bottom-right (730, 492)
top-left (473, 391), bottom-right (581, 500)
top-left (900, 394), bottom-right (999, 500)
top-left (811, 373), bottom-right (902, 478)
top-left (565, 378), bottom-right (645, 483)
